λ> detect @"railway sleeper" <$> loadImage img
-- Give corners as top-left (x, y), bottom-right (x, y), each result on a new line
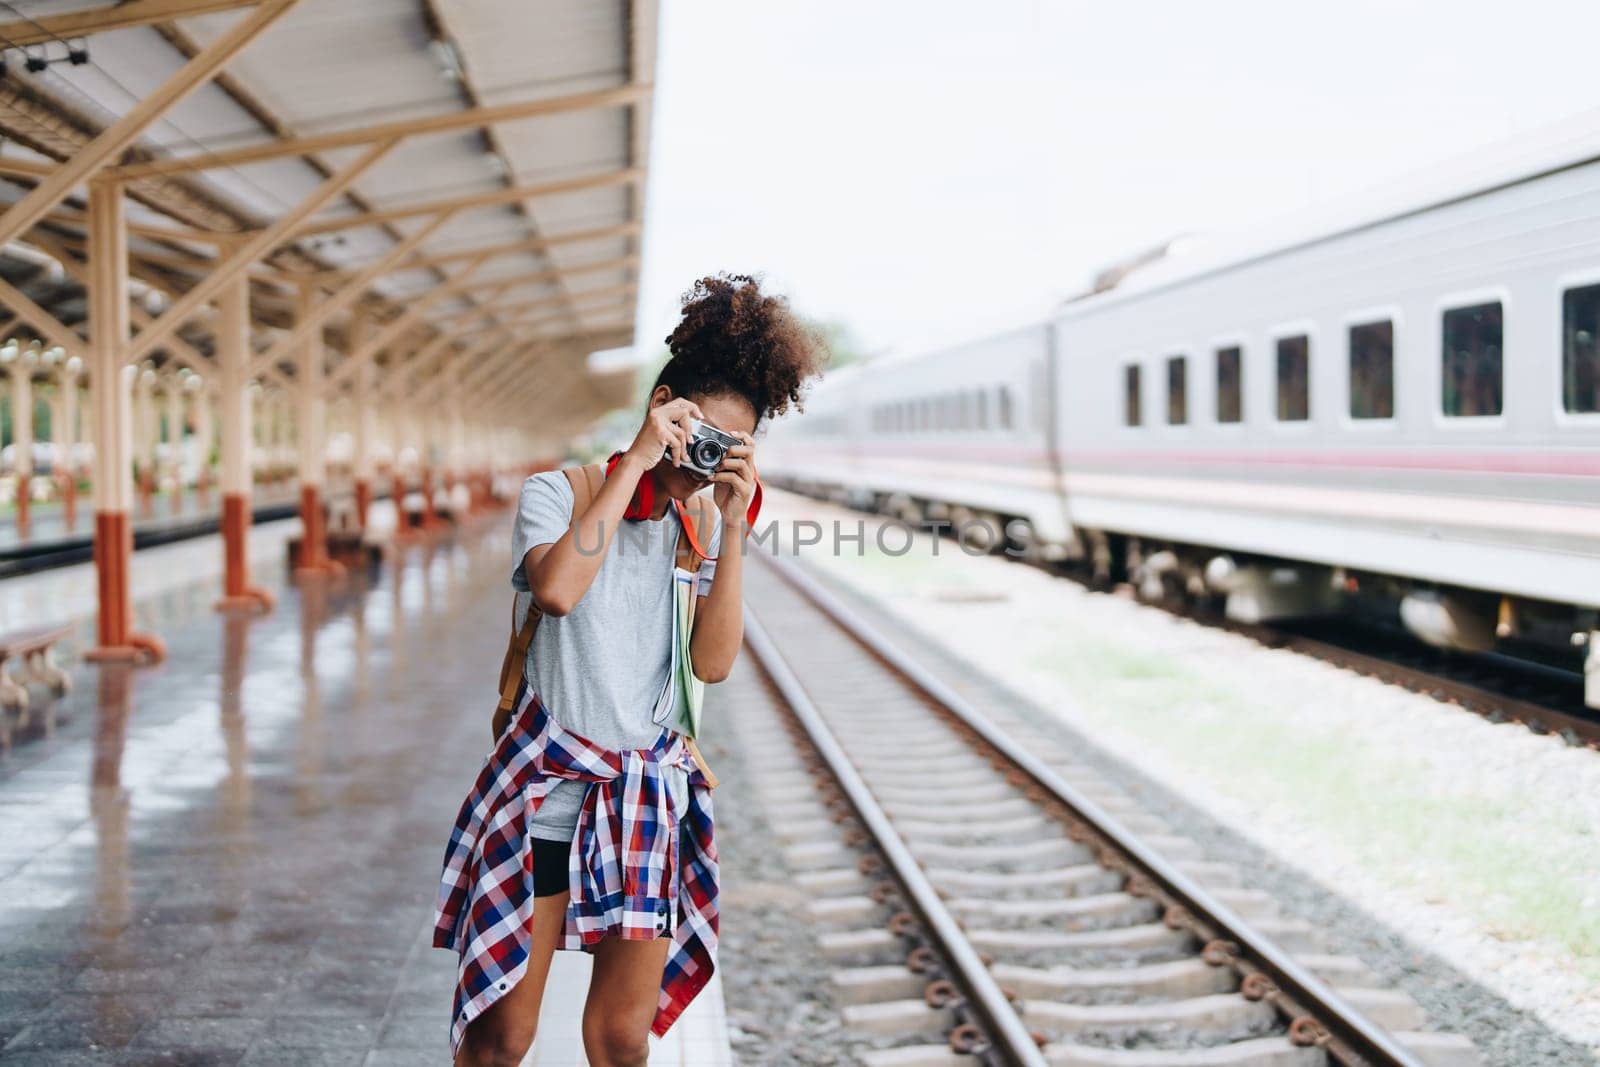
top-left (1021, 991), bottom-right (1277, 1042)
top-left (841, 998), bottom-right (956, 1038)
top-left (871, 781), bottom-right (1017, 805)
top-left (908, 838), bottom-right (1094, 870)
top-left (922, 863), bottom-right (1125, 899)
top-left (830, 963), bottom-right (930, 1005)
top-left (994, 959), bottom-right (1237, 1001)
top-left (945, 890), bottom-right (1161, 931)
top-left (774, 817), bottom-right (839, 844)
top-left (1041, 1034), bottom-right (1326, 1067)
top-left (966, 921), bottom-right (1198, 962)
top-left (784, 840), bottom-right (860, 872)
top-left (794, 867), bottom-right (874, 897)
top-left (866, 778), bottom-right (1020, 800)
top-left (817, 926), bottom-right (907, 965)
top-left (806, 894), bottom-right (892, 930)
top-left (891, 814), bottom-right (1062, 844)
top-left (857, 1041), bottom-right (973, 1067)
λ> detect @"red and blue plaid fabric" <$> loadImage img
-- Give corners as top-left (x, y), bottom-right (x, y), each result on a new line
top-left (432, 686), bottom-right (718, 1053)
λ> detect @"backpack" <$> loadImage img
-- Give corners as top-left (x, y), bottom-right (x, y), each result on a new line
top-left (491, 463), bottom-right (720, 786)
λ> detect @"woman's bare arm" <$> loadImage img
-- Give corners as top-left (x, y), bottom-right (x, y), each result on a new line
top-left (689, 437), bottom-right (756, 681)
top-left (525, 397), bottom-right (703, 616)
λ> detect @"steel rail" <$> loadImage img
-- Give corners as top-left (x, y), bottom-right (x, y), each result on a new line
top-left (742, 607), bottom-right (1050, 1067)
top-left (754, 549), bottom-right (1426, 1067)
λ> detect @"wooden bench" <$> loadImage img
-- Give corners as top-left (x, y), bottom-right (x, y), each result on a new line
top-left (0, 624), bottom-right (72, 714)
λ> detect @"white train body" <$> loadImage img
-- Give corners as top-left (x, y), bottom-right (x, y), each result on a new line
top-left (763, 323), bottom-right (1073, 549)
top-left (1055, 164), bottom-right (1600, 613)
top-left (765, 126), bottom-right (1600, 705)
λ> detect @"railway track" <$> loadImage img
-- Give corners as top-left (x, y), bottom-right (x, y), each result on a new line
top-left (738, 551), bottom-right (1482, 1067)
top-left (1218, 620), bottom-right (1600, 750)
top-left (780, 485), bottom-right (1598, 749)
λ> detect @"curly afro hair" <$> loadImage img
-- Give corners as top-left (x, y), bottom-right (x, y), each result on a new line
top-left (656, 273), bottom-right (828, 423)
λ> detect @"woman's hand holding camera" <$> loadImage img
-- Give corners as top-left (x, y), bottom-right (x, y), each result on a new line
top-left (624, 397), bottom-right (704, 471)
top-left (712, 433), bottom-right (757, 526)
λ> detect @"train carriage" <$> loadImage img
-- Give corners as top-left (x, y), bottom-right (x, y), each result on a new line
top-left (766, 121), bottom-right (1600, 708)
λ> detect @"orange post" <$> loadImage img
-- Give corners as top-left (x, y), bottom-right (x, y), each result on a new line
top-left (84, 179), bottom-right (165, 664)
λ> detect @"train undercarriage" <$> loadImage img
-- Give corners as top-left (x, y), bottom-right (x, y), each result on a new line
top-left (770, 475), bottom-right (1600, 712)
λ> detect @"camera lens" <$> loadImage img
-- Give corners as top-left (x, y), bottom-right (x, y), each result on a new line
top-left (691, 438), bottom-right (725, 470)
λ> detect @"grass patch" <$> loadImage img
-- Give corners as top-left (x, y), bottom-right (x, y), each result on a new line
top-left (1025, 623), bottom-right (1600, 966)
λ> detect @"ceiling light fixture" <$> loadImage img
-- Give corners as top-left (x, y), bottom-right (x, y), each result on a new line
top-left (430, 37), bottom-right (464, 82)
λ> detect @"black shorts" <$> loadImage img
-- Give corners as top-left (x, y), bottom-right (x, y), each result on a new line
top-left (529, 838), bottom-right (570, 897)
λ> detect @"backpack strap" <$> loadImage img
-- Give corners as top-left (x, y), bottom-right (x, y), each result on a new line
top-left (491, 463), bottom-right (725, 790)
top-left (492, 463), bottom-right (603, 739)
top-left (673, 494), bottom-right (718, 570)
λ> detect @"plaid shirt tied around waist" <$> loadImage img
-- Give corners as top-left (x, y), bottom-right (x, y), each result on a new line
top-left (432, 686), bottom-right (718, 1053)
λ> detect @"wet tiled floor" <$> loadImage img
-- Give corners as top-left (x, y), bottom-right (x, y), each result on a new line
top-left (0, 512), bottom-right (731, 1065)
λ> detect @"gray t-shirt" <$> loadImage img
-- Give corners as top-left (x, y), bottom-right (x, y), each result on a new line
top-left (511, 470), bottom-right (721, 841)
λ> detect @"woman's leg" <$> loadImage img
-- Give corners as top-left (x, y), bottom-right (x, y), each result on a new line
top-left (454, 892), bottom-right (569, 1067)
top-left (580, 935), bottom-right (673, 1067)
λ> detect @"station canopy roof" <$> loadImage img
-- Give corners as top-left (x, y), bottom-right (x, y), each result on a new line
top-left (0, 0), bottom-right (657, 435)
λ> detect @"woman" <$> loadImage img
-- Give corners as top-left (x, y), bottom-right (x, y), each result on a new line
top-left (434, 274), bottom-right (826, 1067)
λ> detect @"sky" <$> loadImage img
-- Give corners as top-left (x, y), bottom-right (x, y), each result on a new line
top-left (629, 0), bottom-right (1600, 360)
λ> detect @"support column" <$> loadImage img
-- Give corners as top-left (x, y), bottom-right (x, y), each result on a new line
top-left (6, 346), bottom-right (36, 534)
top-left (388, 403), bottom-right (409, 534)
top-left (216, 276), bottom-right (273, 613)
top-left (448, 399), bottom-right (467, 513)
top-left (59, 361), bottom-right (81, 532)
top-left (294, 284), bottom-right (338, 576)
top-left (133, 367), bottom-right (156, 517)
top-left (351, 309), bottom-right (374, 534)
top-left (85, 179), bottom-right (164, 663)
top-left (163, 375), bottom-right (184, 516)
top-left (190, 374), bottom-right (213, 505)
top-left (419, 406), bottom-right (440, 530)
top-left (271, 390), bottom-right (290, 484)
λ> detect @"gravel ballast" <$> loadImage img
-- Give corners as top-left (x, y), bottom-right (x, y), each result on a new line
top-left (754, 490), bottom-right (1599, 1066)
top-left (699, 659), bottom-right (853, 1066)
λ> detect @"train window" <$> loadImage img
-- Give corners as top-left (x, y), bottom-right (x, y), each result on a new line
top-left (997, 386), bottom-right (1014, 429)
top-left (1275, 335), bottom-right (1310, 421)
top-left (1348, 320), bottom-right (1394, 419)
top-left (1441, 301), bottom-right (1503, 417)
top-left (1562, 284), bottom-right (1600, 413)
top-left (1166, 355), bottom-right (1188, 425)
top-left (1124, 364), bottom-right (1143, 426)
top-left (1215, 346), bottom-right (1242, 423)
top-left (975, 390), bottom-right (989, 429)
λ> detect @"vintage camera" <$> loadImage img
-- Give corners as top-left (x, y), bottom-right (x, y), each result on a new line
top-left (681, 419), bottom-right (740, 477)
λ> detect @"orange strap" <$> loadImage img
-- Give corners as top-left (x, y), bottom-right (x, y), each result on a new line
top-left (670, 478), bottom-right (763, 563)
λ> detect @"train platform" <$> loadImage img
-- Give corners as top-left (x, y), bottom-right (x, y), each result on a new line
top-left (0, 486), bottom-right (302, 553)
top-left (0, 509), bottom-right (734, 1065)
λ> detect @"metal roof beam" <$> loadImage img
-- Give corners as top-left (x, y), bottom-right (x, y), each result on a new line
top-left (110, 84), bottom-right (648, 181)
top-left (0, 277), bottom-right (85, 359)
top-left (123, 137), bottom-right (396, 366)
top-left (0, 0), bottom-right (299, 246)
top-left (320, 255), bottom-right (510, 392)
top-left (0, 0), bottom-right (264, 47)
top-left (292, 168), bottom-right (640, 238)
top-left (309, 221), bottom-right (641, 279)
top-left (395, 331), bottom-right (509, 404)
top-left (246, 207), bottom-right (458, 379)
top-left (20, 231), bottom-right (291, 390)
